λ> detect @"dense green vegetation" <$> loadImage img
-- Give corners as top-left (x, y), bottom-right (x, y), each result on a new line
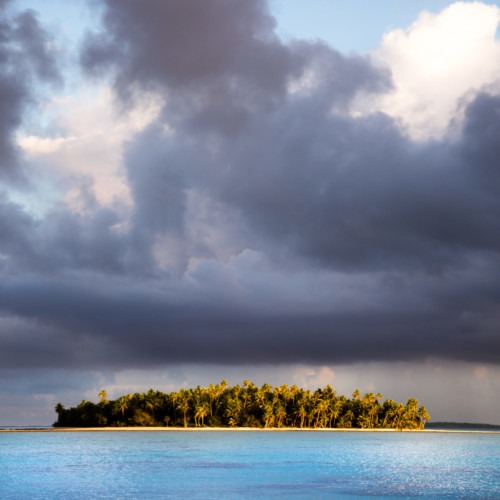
top-left (54, 381), bottom-right (430, 430)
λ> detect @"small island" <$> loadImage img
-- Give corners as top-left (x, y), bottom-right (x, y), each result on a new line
top-left (54, 381), bottom-right (430, 430)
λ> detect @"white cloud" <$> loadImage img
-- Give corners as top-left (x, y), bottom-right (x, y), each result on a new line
top-left (18, 86), bottom-right (163, 209)
top-left (366, 2), bottom-right (500, 140)
top-left (18, 135), bottom-right (77, 154)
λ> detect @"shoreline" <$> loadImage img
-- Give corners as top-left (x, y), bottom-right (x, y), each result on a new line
top-left (1, 426), bottom-right (500, 434)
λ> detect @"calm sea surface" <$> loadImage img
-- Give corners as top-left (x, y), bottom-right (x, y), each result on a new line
top-left (1, 430), bottom-right (499, 499)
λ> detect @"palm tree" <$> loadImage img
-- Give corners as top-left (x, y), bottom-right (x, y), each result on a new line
top-left (176, 390), bottom-right (191, 427)
top-left (144, 389), bottom-right (163, 424)
top-left (274, 404), bottom-right (287, 428)
top-left (294, 402), bottom-right (308, 428)
top-left (194, 403), bottom-right (209, 427)
top-left (115, 395), bottom-right (131, 421)
top-left (394, 403), bottom-right (407, 430)
top-left (275, 384), bottom-right (291, 402)
top-left (405, 398), bottom-right (420, 429)
top-left (255, 384), bottom-right (269, 410)
top-left (289, 384), bottom-right (300, 404)
top-left (382, 399), bottom-right (397, 428)
top-left (417, 405), bottom-right (431, 429)
top-left (358, 414), bottom-right (372, 428)
top-left (339, 409), bottom-right (354, 428)
top-left (361, 392), bottom-right (380, 428)
top-left (262, 401), bottom-right (275, 428)
top-left (224, 397), bottom-right (242, 427)
top-left (211, 380), bottom-right (228, 418)
top-left (329, 399), bottom-right (343, 428)
top-left (312, 398), bottom-right (329, 428)
top-left (206, 384), bottom-right (217, 417)
top-left (98, 390), bottom-right (108, 403)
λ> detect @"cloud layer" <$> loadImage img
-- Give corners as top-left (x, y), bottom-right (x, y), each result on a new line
top-left (0, 1), bottom-right (59, 180)
top-left (1, 0), bottom-right (500, 381)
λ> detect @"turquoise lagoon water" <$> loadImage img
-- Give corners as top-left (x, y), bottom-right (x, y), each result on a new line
top-left (1, 430), bottom-right (499, 498)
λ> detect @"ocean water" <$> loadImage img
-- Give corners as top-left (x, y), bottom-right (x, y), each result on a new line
top-left (0, 431), bottom-right (499, 499)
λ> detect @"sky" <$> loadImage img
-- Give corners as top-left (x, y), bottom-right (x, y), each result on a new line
top-left (1, 0), bottom-right (500, 426)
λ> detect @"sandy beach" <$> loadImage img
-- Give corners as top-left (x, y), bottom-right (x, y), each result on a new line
top-left (2, 426), bottom-right (499, 434)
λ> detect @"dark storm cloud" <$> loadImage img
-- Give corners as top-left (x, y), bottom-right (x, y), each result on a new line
top-left (461, 92), bottom-right (500, 182)
top-left (0, 2), bottom-right (59, 179)
top-left (81, 0), bottom-right (293, 136)
top-left (80, 0), bottom-right (500, 273)
top-left (1, 267), bottom-right (499, 370)
top-left (217, 105), bottom-right (500, 272)
top-left (81, 0), bottom-right (291, 92)
top-left (0, 190), bottom-right (132, 275)
top-left (81, 0), bottom-right (389, 134)
top-left (1, 0), bottom-right (500, 372)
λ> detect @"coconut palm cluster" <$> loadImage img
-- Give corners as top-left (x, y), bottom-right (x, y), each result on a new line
top-left (54, 381), bottom-right (430, 429)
